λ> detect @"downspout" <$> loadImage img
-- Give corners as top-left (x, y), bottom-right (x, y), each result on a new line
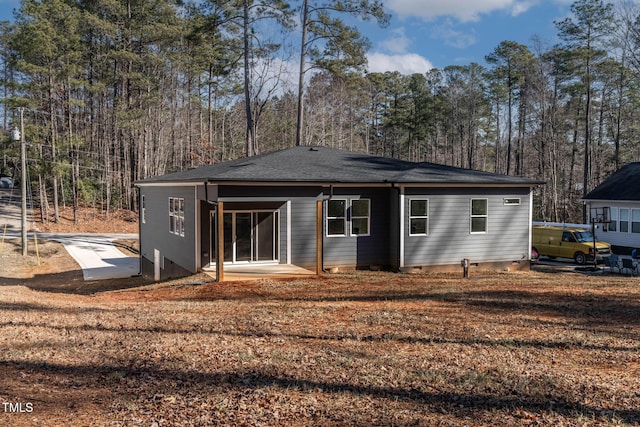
top-left (195, 186), bottom-right (200, 272)
top-left (137, 186), bottom-right (143, 276)
top-left (398, 184), bottom-right (405, 270)
top-left (528, 187), bottom-right (534, 262)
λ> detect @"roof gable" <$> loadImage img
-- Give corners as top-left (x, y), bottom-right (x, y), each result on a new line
top-left (136, 146), bottom-right (542, 186)
top-left (584, 162), bottom-right (640, 201)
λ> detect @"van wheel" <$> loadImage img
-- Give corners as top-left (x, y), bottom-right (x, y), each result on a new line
top-left (574, 252), bottom-right (586, 265)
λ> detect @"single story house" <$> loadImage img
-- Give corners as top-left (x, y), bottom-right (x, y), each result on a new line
top-left (134, 146), bottom-right (543, 280)
top-left (584, 162), bottom-right (640, 254)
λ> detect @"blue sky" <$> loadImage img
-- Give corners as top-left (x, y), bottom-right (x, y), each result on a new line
top-left (0, 0), bottom-right (584, 74)
top-left (364, 0), bottom-right (578, 73)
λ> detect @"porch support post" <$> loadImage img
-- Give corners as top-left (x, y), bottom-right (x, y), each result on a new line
top-left (216, 201), bottom-right (224, 282)
top-left (316, 199), bottom-right (323, 276)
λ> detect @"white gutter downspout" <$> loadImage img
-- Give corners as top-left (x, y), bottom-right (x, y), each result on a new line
top-left (528, 188), bottom-right (534, 261)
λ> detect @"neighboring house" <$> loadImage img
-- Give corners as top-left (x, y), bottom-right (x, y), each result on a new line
top-left (135, 146), bottom-right (542, 280)
top-left (584, 162), bottom-right (640, 254)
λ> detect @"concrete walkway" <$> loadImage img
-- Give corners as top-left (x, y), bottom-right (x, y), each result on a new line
top-left (0, 188), bottom-right (22, 233)
top-left (55, 235), bottom-right (140, 281)
top-left (1, 189), bottom-right (139, 281)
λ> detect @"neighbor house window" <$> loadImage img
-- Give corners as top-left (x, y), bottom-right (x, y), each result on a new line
top-left (351, 199), bottom-right (370, 236)
top-left (470, 199), bottom-right (488, 233)
top-left (633, 209), bottom-right (640, 233)
top-left (327, 199), bottom-right (347, 236)
top-left (609, 207), bottom-right (618, 232)
top-left (620, 208), bottom-right (629, 233)
top-left (169, 197), bottom-right (185, 236)
top-left (409, 199), bottom-right (429, 236)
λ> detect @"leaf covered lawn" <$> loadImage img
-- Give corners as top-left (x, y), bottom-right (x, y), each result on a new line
top-left (1, 270), bottom-right (639, 426)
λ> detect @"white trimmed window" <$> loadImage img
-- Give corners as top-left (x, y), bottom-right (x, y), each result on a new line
top-left (620, 208), bottom-right (629, 233)
top-left (633, 209), bottom-right (640, 233)
top-left (169, 197), bottom-right (185, 236)
top-left (141, 195), bottom-right (146, 224)
top-left (470, 199), bottom-right (488, 234)
top-left (326, 199), bottom-right (371, 237)
top-left (351, 199), bottom-right (370, 236)
top-left (409, 199), bottom-right (429, 236)
top-left (609, 207), bottom-right (618, 231)
top-left (327, 199), bottom-right (347, 236)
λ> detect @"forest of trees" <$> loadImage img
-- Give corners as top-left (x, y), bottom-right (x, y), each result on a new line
top-left (1, 0), bottom-right (640, 224)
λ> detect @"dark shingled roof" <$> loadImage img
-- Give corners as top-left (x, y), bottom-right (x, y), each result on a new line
top-left (584, 162), bottom-right (640, 201)
top-left (136, 146), bottom-right (543, 186)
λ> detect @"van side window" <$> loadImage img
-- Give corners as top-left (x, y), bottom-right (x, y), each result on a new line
top-left (562, 231), bottom-right (576, 242)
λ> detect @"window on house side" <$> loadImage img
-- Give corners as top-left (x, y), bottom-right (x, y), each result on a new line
top-left (327, 199), bottom-right (346, 236)
top-left (620, 208), bottom-right (629, 233)
top-left (141, 195), bottom-right (146, 224)
top-left (169, 197), bottom-right (185, 237)
top-left (609, 207), bottom-right (618, 232)
top-left (351, 199), bottom-right (370, 236)
top-left (632, 209), bottom-right (640, 233)
top-left (470, 199), bottom-right (488, 234)
top-left (409, 199), bottom-right (429, 236)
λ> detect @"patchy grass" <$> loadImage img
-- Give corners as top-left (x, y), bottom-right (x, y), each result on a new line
top-left (1, 270), bottom-right (639, 426)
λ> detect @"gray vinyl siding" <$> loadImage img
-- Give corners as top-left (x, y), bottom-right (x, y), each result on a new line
top-left (389, 187), bottom-right (400, 269)
top-left (403, 187), bottom-right (531, 266)
top-left (139, 185), bottom-right (197, 273)
top-left (323, 188), bottom-right (391, 268)
top-left (288, 197), bottom-right (320, 269)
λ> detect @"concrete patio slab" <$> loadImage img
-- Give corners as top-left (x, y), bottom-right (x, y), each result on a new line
top-left (203, 263), bottom-right (316, 282)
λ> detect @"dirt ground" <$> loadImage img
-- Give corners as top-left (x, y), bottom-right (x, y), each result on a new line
top-left (1, 208), bottom-right (640, 426)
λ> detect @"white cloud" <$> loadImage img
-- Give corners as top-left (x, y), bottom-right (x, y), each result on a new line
top-left (379, 27), bottom-right (412, 54)
top-left (511, 1), bottom-right (537, 16)
top-left (367, 52), bottom-right (434, 75)
top-left (431, 19), bottom-right (477, 48)
top-left (386, 0), bottom-right (541, 22)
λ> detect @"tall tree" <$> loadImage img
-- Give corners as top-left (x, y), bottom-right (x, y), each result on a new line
top-left (239, 0), bottom-right (293, 156)
top-left (11, 0), bottom-right (86, 222)
top-left (555, 0), bottom-right (614, 220)
top-left (485, 41), bottom-right (533, 175)
top-left (295, 0), bottom-right (389, 146)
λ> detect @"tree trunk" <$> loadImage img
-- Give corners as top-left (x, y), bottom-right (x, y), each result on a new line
top-left (295, 0), bottom-right (309, 146)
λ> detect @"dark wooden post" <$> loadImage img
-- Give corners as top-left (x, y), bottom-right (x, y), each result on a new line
top-left (216, 202), bottom-right (224, 282)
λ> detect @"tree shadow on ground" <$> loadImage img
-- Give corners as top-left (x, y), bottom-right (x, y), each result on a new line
top-left (2, 360), bottom-right (638, 425)
top-left (0, 270), bottom-right (152, 295)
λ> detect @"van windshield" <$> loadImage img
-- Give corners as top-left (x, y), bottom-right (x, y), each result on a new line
top-left (574, 231), bottom-right (595, 243)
